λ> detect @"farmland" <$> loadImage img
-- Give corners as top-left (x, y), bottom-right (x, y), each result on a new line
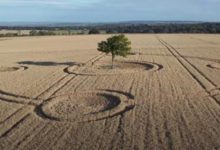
top-left (0, 34), bottom-right (220, 149)
top-left (0, 30), bottom-right (31, 35)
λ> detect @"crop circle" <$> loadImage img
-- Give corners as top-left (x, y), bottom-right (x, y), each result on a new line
top-left (39, 91), bottom-right (135, 122)
top-left (65, 61), bottom-right (162, 76)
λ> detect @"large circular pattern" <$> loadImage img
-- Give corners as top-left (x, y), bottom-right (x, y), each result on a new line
top-left (0, 66), bottom-right (28, 72)
top-left (39, 91), bottom-right (135, 122)
top-left (65, 61), bottom-right (163, 76)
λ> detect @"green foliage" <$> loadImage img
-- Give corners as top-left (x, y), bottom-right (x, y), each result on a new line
top-left (98, 34), bottom-right (131, 68)
top-left (1, 23), bottom-right (220, 38)
top-left (98, 41), bottom-right (109, 53)
top-left (0, 33), bottom-right (19, 37)
top-left (30, 30), bottom-right (38, 36)
top-left (89, 28), bottom-right (100, 34)
top-left (30, 30), bottom-right (56, 36)
top-left (98, 34), bottom-right (131, 56)
top-left (1, 23), bottom-right (220, 37)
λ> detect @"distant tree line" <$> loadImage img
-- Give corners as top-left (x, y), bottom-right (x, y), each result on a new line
top-left (94, 23), bottom-right (220, 33)
top-left (1, 23), bottom-right (220, 37)
top-left (0, 33), bottom-right (18, 37)
top-left (88, 28), bottom-right (101, 34)
top-left (29, 30), bottom-right (56, 36)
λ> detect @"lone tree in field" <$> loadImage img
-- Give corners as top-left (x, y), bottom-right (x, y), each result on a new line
top-left (97, 34), bottom-right (131, 69)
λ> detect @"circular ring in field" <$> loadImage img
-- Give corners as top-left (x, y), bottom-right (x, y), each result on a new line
top-left (63, 63), bottom-right (85, 74)
top-left (65, 61), bottom-right (162, 76)
top-left (207, 63), bottom-right (220, 69)
top-left (0, 66), bottom-right (28, 72)
top-left (38, 91), bottom-right (135, 122)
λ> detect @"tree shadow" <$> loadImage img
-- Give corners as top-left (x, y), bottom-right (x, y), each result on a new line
top-left (17, 61), bottom-right (77, 66)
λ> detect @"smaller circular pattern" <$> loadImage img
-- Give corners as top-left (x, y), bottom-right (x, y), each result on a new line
top-left (0, 66), bottom-right (28, 72)
top-left (207, 63), bottom-right (220, 69)
top-left (65, 61), bottom-right (162, 76)
top-left (39, 91), bottom-right (135, 122)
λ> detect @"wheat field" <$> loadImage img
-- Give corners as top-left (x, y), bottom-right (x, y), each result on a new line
top-left (0, 34), bottom-right (220, 150)
top-left (0, 30), bottom-right (30, 35)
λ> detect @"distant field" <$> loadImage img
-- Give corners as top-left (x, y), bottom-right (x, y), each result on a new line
top-left (0, 30), bottom-right (31, 35)
top-left (0, 29), bottom-right (102, 36)
top-left (0, 34), bottom-right (220, 149)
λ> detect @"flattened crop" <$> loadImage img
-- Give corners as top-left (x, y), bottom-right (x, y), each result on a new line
top-left (65, 61), bottom-right (163, 76)
top-left (37, 90), bottom-right (135, 122)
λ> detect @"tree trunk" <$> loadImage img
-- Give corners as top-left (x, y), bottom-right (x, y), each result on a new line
top-left (111, 54), bottom-right (115, 69)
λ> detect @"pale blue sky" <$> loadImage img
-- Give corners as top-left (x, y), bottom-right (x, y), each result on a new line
top-left (0, 0), bottom-right (219, 22)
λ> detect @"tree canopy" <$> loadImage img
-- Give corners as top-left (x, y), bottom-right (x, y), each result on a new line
top-left (98, 34), bottom-right (131, 68)
top-left (89, 28), bottom-right (100, 34)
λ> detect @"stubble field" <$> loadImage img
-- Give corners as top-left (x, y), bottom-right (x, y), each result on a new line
top-left (0, 34), bottom-right (220, 150)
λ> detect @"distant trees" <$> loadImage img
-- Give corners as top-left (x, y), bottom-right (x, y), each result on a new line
top-left (30, 30), bottom-right (38, 36)
top-left (89, 23), bottom-right (220, 34)
top-left (98, 34), bottom-right (131, 69)
top-left (1, 23), bottom-right (220, 38)
top-left (89, 28), bottom-right (100, 34)
top-left (30, 30), bottom-right (56, 36)
top-left (39, 31), bottom-right (56, 36)
top-left (0, 33), bottom-right (18, 37)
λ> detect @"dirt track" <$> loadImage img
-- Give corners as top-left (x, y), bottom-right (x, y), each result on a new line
top-left (0, 34), bottom-right (220, 149)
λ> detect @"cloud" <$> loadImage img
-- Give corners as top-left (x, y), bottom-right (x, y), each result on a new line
top-left (0, 0), bottom-right (104, 8)
top-left (0, 0), bottom-right (219, 22)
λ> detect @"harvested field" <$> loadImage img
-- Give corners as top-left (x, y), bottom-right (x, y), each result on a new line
top-left (0, 30), bottom-right (31, 35)
top-left (0, 66), bottom-right (28, 72)
top-left (39, 90), bottom-right (134, 122)
top-left (0, 34), bottom-right (220, 150)
top-left (207, 63), bottom-right (220, 69)
top-left (65, 60), bottom-right (162, 76)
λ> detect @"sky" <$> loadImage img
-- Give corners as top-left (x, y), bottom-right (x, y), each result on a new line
top-left (0, 0), bottom-right (220, 22)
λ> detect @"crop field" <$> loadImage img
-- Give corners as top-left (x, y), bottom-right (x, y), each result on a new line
top-left (0, 30), bottom-right (31, 35)
top-left (0, 34), bottom-right (220, 149)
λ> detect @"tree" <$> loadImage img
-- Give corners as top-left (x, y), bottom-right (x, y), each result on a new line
top-left (97, 34), bottom-right (131, 69)
top-left (30, 30), bottom-right (38, 36)
top-left (89, 28), bottom-right (100, 34)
